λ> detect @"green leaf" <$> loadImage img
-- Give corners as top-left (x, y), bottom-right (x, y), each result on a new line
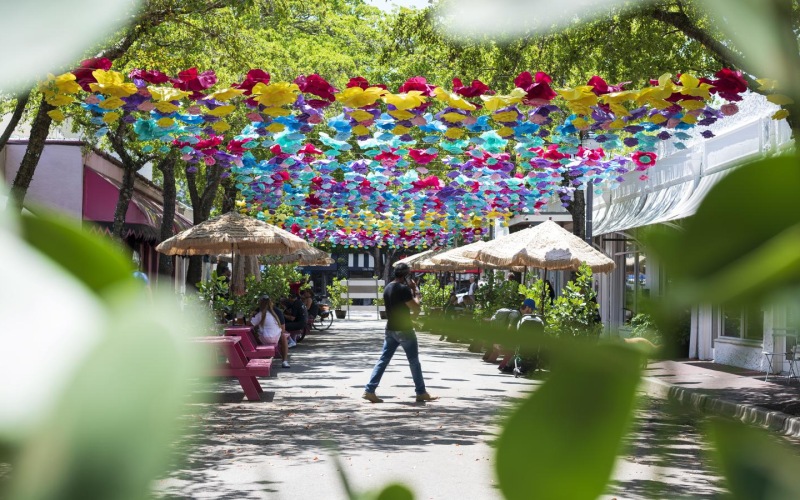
top-left (8, 287), bottom-right (210, 500)
top-left (707, 418), bottom-right (800, 499)
top-left (19, 210), bottom-right (134, 298)
top-left (375, 484), bottom-right (415, 500)
top-left (495, 342), bottom-right (641, 500)
top-left (646, 154), bottom-right (800, 306)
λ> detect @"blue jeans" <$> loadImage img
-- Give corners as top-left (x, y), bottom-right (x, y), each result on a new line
top-left (365, 329), bottom-right (427, 395)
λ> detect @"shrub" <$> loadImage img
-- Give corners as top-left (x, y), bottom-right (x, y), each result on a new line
top-left (544, 263), bottom-right (602, 339)
top-left (473, 271), bottom-right (523, 320)
top-left (419, 274), bottom-right (452, 314)
top-left (326, 277), bottom-right (352, 310)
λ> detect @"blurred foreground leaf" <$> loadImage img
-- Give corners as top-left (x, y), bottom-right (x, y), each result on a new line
top-left (20, 210), bottom-right (133, 298)
top-left (495, 342), bottom-right (641, 500)
top-left (646, 154), bottom-right (800, 306)
top-left (8, 286), bottom-right (209, 500)
top-left (708, 418), bottom-right (800, 499)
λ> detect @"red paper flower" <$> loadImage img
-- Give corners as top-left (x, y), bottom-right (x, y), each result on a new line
top-left (226, 138), bottom-right (252, 155)
top-left (586, 76), bottom-right (629, 96)
top-left (294, 74), bottom-right (337, 102)
top-left (514, 71), bottom-right (557, 103)
top-left (710, 68), bottom-right (748, 102)
top-left (375, 149), bottom-right (400, 163)
top-left (346, 76), bottom-right (387, 90)
top-left (233, 69), bottom-right (271, 95)
top-left (298, 143), bottom-right (323, 155)
top-left (129, 69), bottom-right (169, 85)
top-left (411, 175), bottom-right (441, 190)
top-left (398, 76), bottom-right (436, 96)
top-left (532, 145), bottom-right (568, 161)
top-left (409, 149), bottom-right (438, 164)
top-left (631, 151), bottom-right (657, 169)
top-left (171, 68), bottom-right (217, 92)
top-left (72, 57), bottom-right (113, 91)
top-left (452, 78), bottom-right (492, 98)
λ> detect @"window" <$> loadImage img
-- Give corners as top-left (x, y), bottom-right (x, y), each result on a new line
top-left (622, 240), bottom-right (649, 324)
top-left (720, 305), bottom-right (763, 340)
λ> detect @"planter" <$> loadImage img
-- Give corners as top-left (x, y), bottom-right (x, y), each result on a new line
top-left (335, 309), bottom-right (347, 320)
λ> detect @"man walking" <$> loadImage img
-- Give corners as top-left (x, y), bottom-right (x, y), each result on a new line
top-left (363, 263), bottom-right (438, 403)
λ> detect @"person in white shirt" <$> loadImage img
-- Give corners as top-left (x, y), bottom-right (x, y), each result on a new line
top-left (251, 295), bottom-right (290, 368)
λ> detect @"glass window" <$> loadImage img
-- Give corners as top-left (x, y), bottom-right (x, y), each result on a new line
top-left (622, 240), bottom-right (649, 324)
top-left (721, 305), bottom-right (763, 340)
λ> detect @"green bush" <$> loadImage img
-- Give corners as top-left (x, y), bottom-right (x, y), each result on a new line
top-left (326, 277), bottom-right (352, 310)
top-left (473, 271), bottom-right (522, 320)
top-left (630, 313), bottom-right (663, 344)
top-left (419, 274), bottom-right (452, 314)
top-left (544, 263), bottom-right (602, 339)
top-left (196, 271), bottom-right (233, 323)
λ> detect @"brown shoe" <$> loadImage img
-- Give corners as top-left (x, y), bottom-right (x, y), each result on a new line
top-left (362, 392), bottom-right (384, 403)
top-left (416, 392), bottom-right (439, 402)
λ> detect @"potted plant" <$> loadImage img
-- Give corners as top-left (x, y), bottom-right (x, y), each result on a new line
top-left (376, 285), bottom-right (386, 319)
top-left (326, 278), bottom-right (351, 319)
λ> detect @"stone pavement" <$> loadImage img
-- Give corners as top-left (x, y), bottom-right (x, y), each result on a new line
top-left (641, 360), bottom-right (800, 437)
top-left (155, 316), bottom-right (541, 499)
top-left (153, 314), bottom-right (798, 499)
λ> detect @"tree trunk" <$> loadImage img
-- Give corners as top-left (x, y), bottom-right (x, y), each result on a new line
top-left (112, 164), bottom-right (137, 240)
top-left (567, 189), bottom-right (586, 240)
top-left (7, 96), bottom-right (53, 212)
top-left (156, 155), bottom-right (177, 281)
top-left (0, 89), bottom-right (31, 152)
top-left (220, 175), bottom-right (238, 213)
top-left (185, 164), bottom-right (224, 289)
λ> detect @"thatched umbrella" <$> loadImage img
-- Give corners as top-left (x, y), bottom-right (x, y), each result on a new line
top-left (393, 248), bottom-right (444, 269)
top-left (469, 220), bottom-right (614, 273)
top-left (469, 220), bottom-right (615, 309)
top-left (263, 246), bottom-right (334, 266)
top-left (156, 212), bottom-right (309, 256)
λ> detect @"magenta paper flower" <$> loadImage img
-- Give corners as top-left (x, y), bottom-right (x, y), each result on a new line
top-left (233, 69), bottom-right (271, 95)
top-left (631, 151), bottom-right (657, 169)
top-left (452, 77), bottom-right (492, 98)
top-left (514, 71), bottom-right (557, 104)
top-left (398, 76), bottom-right (436, 96)
top-left (129, 69), bottom-right (170, 85)
top-left (409, 149), bottom-right (438, 164)
top-left (73, 57), bottom-right (113, 91)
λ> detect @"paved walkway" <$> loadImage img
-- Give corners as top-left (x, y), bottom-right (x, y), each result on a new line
top-left (154, 316), bottom-right (800, 499)
top-left (156, 317), bottom-right (540, 499)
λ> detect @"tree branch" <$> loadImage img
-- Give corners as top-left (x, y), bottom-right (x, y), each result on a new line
top-left (0, 89), bottom-right (31, 152)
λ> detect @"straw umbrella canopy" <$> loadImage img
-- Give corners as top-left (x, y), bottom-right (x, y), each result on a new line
top-left (469, 220), bottom-right (614, 272)
top-left (393, 248), bottom-right (444, 270)
top-left (263, 246), bottom-right (334, 266)
top-left (156, 212), bottom-right (309, 256)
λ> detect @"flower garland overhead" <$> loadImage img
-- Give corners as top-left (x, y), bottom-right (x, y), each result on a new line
top-left (41, 61), bottom-right (752, 248)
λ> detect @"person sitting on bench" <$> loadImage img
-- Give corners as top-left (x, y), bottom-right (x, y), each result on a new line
top-left (251, 295), bottom-right (290, 368)
top-left (283, 295), bottom-right (308, 337)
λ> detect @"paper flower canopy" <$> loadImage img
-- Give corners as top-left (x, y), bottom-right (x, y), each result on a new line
top-left (47, 62), bottom-right (759, 248)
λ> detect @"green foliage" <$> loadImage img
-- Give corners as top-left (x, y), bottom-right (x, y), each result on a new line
top-left (496, 342), bottom-right (642, 500)
top-left (545, 264), bottom-right (602, 338)
top-left (646, 155), bottom-right (800, 308)
top-left (326, 277), bottom-right (352, 310)
top-left (375, 284), bottom-right (385, 307)
top-left (630, 313), bottom-right (663, 344)
top-left (518, 278), bottom-right (554, 319)
top-left (196, 271), bottom-right (233, 323)
top-left (419, 275), bottom-right (452, 314)
top-left (473, 271), bottom-right (522, 320)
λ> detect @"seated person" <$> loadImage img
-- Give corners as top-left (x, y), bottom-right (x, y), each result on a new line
top-left (483, 299), bottom-right (534, 364)
top-left (282, 294), bottom-right (308, 334)
top-left (251, 295), bottom-right (290, 368)
top-left (463, 276), bottom-right (478, 307)
top-left (498, 299), bottom-right (543, 372)
top-left (302, 289), bottom-right (320, 319)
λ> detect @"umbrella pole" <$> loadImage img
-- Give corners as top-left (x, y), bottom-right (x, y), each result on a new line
top-left (540, 268), bottom-right (548, 319)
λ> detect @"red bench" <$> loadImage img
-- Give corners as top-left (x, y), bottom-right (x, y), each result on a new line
top-left (224, 326), bottom-right (276, 359)
top-left (190, 336), bottom-right (273, 401)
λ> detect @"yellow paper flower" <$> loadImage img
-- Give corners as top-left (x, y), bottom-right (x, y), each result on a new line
top-left (53, 73), bottom-right (82, 94)
top-left (441, 112), bottom-right (467, 123)
top-left (99, 97), bottom-right (125, 110)
top-left (766, 94), bottom-right (795, 106)
top-left (153, 101), bottom-right (179, 113)
top-left (571, 117), bottom-right (589, 129)
top-left (382, 91), bottom-right (427, 111)
top-left (772, 109), bottom-right (790, 120)
top-left (212, 121), bottom-right (231, 132)
top-left (103, 112), bottom-right (121, 124)
top-left (262, 107), bottom-right (292, 117)
top-left (392, 125), bottom-right (411, 135)
top-left (681, 114), bottom-right (697, 124)
top-left (444, 127), bottom-right (466, 139)
top-left (634, 74), bottom-right (674, 109)
top-left (89, 70), bottom-right (137, 97)
top-left (47, 109), bottom-right (66, 122)
top-left (335, 86), bottom-right (387, 108)
top-left (557, 86), bottom-right (598, 116)
top-left (352, 125), bottom-right (370, 136)
top-left (252, 82), bottom-right (300, 107)
top-left (433, 87), bottom-right (476, 111)
top-left (648, 114), bottom-right (667, 125)
top-left (679, 99), bottom-right (706, 111)
top-left (388, 109), bottom-right (415, 120)
top-left (148, 86), bottom-right (192, 102)
top-left (266, 122), bottom-right (285, 133)
top-left (599, 90), bottom-right (637, 117)
top-left (157, 117), bottom-right (174, 128)
top-left (46, 94), bottom-right (75, 106)
top-left (349, 109), bottom-right (375, 122)
top-left (678, 73), bottom-right (712, 100)
top-left (481, 88), bottom-right (526, 112)
top-left (207, 104), bottom-right (235, 117)
top-left (497, 126), bottom-right (515, 137)
top-left (209, 88), bottom-right (245, 102)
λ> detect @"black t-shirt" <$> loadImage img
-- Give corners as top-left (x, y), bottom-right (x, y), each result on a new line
top-left (385, 281), bottom-right (414, 331)
top-left (288, 297), bottom-right (306, 322)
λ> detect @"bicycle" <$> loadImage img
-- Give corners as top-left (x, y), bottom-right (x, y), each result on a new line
top-left (312, 296), bottom-right (334, 331)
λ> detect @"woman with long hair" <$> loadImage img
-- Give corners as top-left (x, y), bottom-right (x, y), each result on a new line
top-left (251, 295), bottom-right (290, 368)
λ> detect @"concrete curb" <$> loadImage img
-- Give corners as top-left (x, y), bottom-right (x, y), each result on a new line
top-left (641, 376), bottom-right (800, 438)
